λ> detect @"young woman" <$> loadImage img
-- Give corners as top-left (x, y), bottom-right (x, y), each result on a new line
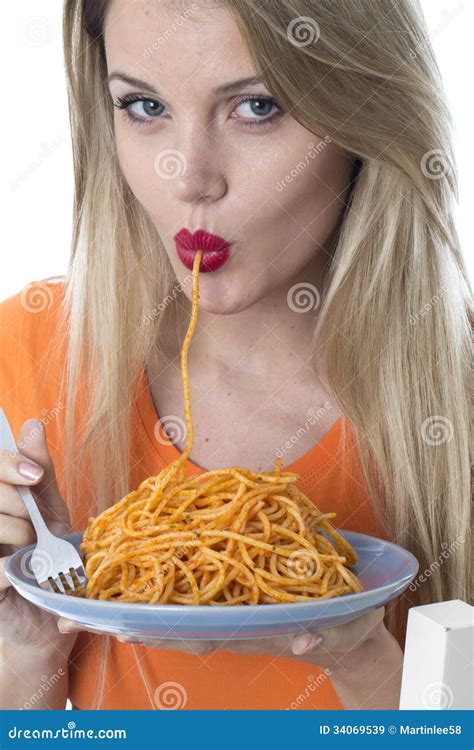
top-left (0, 0), bottom-right (471, 711)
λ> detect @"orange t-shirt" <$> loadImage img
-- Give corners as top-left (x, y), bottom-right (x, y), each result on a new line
top-left (0, 277), bottom-right (394, 710)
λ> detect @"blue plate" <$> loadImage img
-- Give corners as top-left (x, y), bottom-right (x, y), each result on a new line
top-left (5, 530), bottom-right (418, 640)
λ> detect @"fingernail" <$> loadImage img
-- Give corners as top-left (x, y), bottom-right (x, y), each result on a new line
top-left (292, 633), bottom-right (323, 655)
top-left (18, 461), bottom-right (44, 480)
top-left (58, 619), bottom-right (73, 633)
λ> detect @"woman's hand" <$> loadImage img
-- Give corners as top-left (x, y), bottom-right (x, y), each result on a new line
top-left (58, 605), bottom-right (403, 708)
top-left (0, 418), bottom-right (78, 658)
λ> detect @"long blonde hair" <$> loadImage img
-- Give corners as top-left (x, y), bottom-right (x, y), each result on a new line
top-left (61, 0), bottom-right (472, 708)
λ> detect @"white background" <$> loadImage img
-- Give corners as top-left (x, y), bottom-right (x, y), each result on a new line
top-left (2, 0), bottom-right (473, 300)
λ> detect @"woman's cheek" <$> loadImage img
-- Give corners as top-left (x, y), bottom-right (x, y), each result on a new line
top-left (115, 132), bottom-right (165, 213)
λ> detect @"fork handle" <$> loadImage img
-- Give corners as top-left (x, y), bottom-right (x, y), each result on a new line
top-left (16, 483), bottom-right (52, 543)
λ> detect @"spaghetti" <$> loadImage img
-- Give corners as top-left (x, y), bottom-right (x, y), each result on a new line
top-left (79, 250), bottom-right (364, 604)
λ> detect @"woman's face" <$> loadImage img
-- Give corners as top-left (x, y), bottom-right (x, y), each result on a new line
top-left (105, 0), bottom-right (354, 314)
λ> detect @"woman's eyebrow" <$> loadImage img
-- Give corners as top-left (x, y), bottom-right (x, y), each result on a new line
top-left (106, 72), bottom-right (265, 95)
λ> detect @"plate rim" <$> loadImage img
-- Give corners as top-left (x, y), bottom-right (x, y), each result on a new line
top-left (4, 528), bottom-right (419, 616)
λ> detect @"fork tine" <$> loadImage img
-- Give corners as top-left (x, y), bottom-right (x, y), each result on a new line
top-left (75, 565), bottom-right (87, 583)
top-left (60, 571), bottom-right (75, 593)
top-left (51, 576), bottom-right (66, 594)
top-left (69, 568), bottom-right (85, 591)
top-left (69, 568), bottom-right (80, 587)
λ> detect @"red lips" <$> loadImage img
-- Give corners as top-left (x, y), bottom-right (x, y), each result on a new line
top-left (173, 229), bottom-right (232, 272)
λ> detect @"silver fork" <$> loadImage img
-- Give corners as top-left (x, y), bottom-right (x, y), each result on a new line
top-left (0, 408), bottom-right (86, 594)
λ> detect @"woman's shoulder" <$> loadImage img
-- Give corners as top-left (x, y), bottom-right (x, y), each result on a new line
top-left (0, 275), bottom-right (68, 348)
top-left (0, 276), bottom-right (69, 429)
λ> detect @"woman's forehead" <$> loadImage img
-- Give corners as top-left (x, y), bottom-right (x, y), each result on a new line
top-left (105, 0), bottom-right (230, 44)
top-left (104, 0), bottom-right (257, 95)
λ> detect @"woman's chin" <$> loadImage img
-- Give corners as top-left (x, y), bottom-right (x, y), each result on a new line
top-left (182, 283), bottom-right (255, 316)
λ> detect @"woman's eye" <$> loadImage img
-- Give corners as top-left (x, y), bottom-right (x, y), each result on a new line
top-left (233, 95), bottom-right (281, 127)
top-left (113, 95), bottom-right (165, 126)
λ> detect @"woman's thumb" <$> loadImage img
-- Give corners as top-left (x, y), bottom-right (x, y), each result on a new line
top-left (16, 418), bottom-right (70, 529)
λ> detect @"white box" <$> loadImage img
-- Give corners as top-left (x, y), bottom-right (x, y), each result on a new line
top-left (399, 599), bottom-right (473, 709)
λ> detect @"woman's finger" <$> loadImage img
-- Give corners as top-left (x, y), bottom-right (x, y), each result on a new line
top-left (0, 556), bottom-right (12, 591)
top-left (291, 632), bottom-right (324, 655)
top-left (0, 513), bottom-right (36, 547)
top-left (291, 606), bottom-right (385, 656)
top-left (57, 617), bottom-right (85, 633)
top-left (0, 447), bottom-right (44, 485)
top-left (0, 482), bottom-right (31, 520)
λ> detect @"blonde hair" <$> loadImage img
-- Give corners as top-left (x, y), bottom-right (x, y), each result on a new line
top-left (60, 0), bottom-right (472, 709)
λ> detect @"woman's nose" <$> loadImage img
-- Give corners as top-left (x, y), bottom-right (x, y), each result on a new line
top-left (155, 130), bottom-right (228, 204)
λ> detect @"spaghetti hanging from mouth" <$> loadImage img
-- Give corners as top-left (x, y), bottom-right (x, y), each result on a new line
top-left (79, 250), bottom-right (364, 604)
